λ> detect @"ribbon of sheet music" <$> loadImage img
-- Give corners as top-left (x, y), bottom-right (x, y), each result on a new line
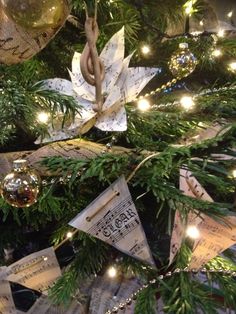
top-left (2, 150), bottom-right (236, 313)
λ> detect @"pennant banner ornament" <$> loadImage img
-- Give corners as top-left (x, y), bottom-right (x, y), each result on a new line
top-left (170, 168), bottom-right (236, 269)
top-left (89, 275), bottom-right (140, 314)
top-left (0, 267), bottom-right (16, 314)
top-left (69, 176), bottom-right (156, 267)
top-left (36, 27), bottom-right (161, 143)
top-left (6, 247), bottom-right (61, 294)
top-left (26, 295), bottom-right (86, 314)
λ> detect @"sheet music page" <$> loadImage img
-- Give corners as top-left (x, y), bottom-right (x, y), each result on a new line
top-left (69, 176), bottom-right (155, 267)
top-left (0, 267), bottom-right (16, 314)
top-left (6, 247), bottom-right (61, 294)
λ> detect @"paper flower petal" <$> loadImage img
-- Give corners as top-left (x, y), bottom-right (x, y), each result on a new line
top-left (121, 67), bottom-right (162, 103)
top-left (102, 86), bottom-right (121, 111)
top-left (72, 52), bottom-right (81, 74)
top-left (42, 78), bottom-right (73, 96)
top-left (69, 71), bottom-right (95, 102)
top-left (102, 57), bottom-right (124, 93)
top-left (100, 27), bottom-right (125, 69)
top-left (96, 103), bottom-right (127, 132)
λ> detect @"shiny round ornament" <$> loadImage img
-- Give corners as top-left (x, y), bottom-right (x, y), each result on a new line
top-left (1, 0), bottom-right (68, 30)
top-left (1, 160), bottom-right (41, 208)
top-left (168, 43), bottom-right (198, 78)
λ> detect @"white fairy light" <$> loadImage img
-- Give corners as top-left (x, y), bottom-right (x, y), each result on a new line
top-left (229, 62), bottom-right (236, 72)
top-left (180, 96), bottom-right (195, 110)
top-left (43, 256), bottom-right (48, 261)
top-left (107, 266), bottom-right (117, 278)
top-left (66, 232), bottom-right (73, 239)
top-left (199, 20), bottom-right (204, 26)
top-left (232, 169), bottom-right (236, 178)
top-left (211, 48), bottom-right (222, 58)
top-left (186, 225), bottom-right (200, 239)
top-left (217, 29), bottom-right (225, 38)
top-left (37, 112), bottom-right (49, 124)
top-left (227, 11), bottom-right (233, 18)
top-left (141, 45), bottom-right (151, 55)
top-left (137, 99), bottom-right (151, 111)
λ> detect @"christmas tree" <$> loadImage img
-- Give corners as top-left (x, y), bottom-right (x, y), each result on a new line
top-left (0, 0), bottom-right (236, 313)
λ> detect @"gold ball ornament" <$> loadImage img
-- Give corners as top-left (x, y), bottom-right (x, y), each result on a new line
top-left (168, 43), bottom-right (198, 78)
top-left (0, 0), bottom-right (70, 64)
top-left (1, 0), bottom-right (67, 30)
top-left (1, 160), bottom-right (41, 208)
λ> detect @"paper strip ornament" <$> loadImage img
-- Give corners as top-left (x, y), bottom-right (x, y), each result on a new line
top-left (0, 1), bottom-right (70, 65)
top-left (69, 176), bottom-right (156, 267)
top-left (25, 295), bottom-right (86, 314)
top-left (89, 276), bottom-right (140, 314)
top-left (169, 168), bottom-right (236, 269)
top-left (0, 267), bottom-right (16, 314)
top-left (6, 247), bottom-right (61, 294)
top-left (36, 27), bottom-right (161, 143)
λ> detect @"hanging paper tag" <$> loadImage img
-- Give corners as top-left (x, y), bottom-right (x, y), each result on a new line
top-left (0, 267), bottom-right (16, 314)
top-left (6, 248), bottom-right (61, 294)
top-left (69, 176), bottom-right (155, 267)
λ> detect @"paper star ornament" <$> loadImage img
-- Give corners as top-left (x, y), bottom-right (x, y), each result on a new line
top-left (36, 27), bottom-right (161, 143)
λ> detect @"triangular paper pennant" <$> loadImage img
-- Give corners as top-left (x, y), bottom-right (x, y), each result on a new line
top-left (170, 168), bottom-right (236, 269)
top-left (0, 267), bottom-right (16, 314)
top-left (69, 176), bottom-right (156, 267)
top-left (6, 247), bottom-right (61, 294)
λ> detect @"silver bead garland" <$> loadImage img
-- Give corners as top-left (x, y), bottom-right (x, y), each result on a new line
top-left (105, 267), bottom-right (236, 314)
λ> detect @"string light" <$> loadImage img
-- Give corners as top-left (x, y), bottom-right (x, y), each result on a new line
top-left (232, 169), bottom-right (236, 178)
top-left (137, 99), bottom-right (151, 111)
top-left (229, 62), bottom-right (236, 72)
top-left (66, 231), bottom-right (73, 239)
top-left (186, 225), bottom-right (200, 239)
top-left (141, 45), bottom-right (151, 55)
top-left (37, 111), bottom-right (49, 124)
top-left (211, 48), bottom-right (222, 58)
top-left (107, 266), bottom-right (117, 278)
top-left (184, 0), bottom-right (194, 16)
top-left (227, 11), bottom-right (233, 18)
top-left (217, 29), bottom-right (225, 38)
top-left (199, 20), bottom-right (204, 26)
top-left (180, 96), bottom-right (195, 110)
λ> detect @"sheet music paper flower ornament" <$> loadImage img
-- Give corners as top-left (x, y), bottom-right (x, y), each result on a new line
top-left (37, 27), bottom-right (161, 143)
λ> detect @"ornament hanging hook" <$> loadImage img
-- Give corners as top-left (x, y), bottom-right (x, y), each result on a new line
top-left (80, 0), bottom-right (105, 113)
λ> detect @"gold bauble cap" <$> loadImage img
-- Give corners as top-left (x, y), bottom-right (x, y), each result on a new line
top-left (13, 159), bottom-right (28, 171)
top-left (179, 43), bottom-right (189, 49)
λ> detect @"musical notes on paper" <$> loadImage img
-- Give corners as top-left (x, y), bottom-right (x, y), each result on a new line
top-left (89, 275), bottom-right (140, 314)
top-left (169, 168), bottom-right (236, 269)
top-left (189, 213), bottom-right (236, 269)
top-left (25, 295), bottom-right (86, 314)
top-left (37, 27), bottom-right (161, 143)
top-left (69, 176), bottom-right (156, 267)
top-left (0, 268), bottom-right (16, 314)
top-left (6, 247), bottom-right (61, 294)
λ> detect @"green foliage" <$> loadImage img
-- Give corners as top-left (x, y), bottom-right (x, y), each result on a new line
top-left (0, 0), bottom-right (236, 313)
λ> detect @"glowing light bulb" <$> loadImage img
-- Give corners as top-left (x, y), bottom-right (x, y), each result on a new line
top-left (232, 169), bottom-right (236, 178)
top-left (137, 99), bottom-right (151, 111)
top-left (217, 29), bottom-right (225, 38)
top-left (107, 266), bottom-right (117, 278)
top-left (211, 49), bottom-right (222, 58)
top-left (199, 20), bottom-right (204, 26)
top-left (180, 96), bottom-right (195, 110)
top-left (184, 0), bottom-right (195, 16)
top-left (66, 232), bottom-right (73, 239)
top-left (37, 112), bottom-right (49, 124)
top-left (141, 45), bottom-right (151, 55)
top-left (186, 225), bottom-right (200, 239)
top-left (43, 256), bottom-right (48, 261)
top-left (229, 62), bottom-right (236, 72)
top-left (227, 11), bottom-right (233, 18)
